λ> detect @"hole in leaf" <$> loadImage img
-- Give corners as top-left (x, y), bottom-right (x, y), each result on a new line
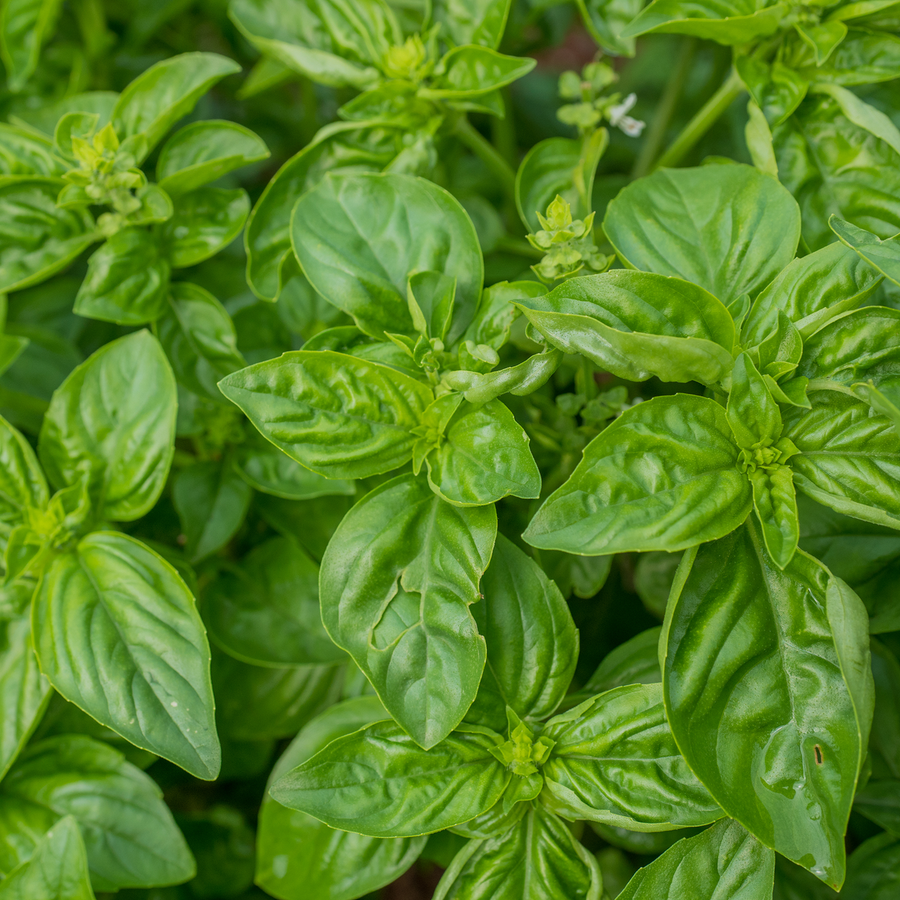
top-left (814, 744), bottom-right (824, 765)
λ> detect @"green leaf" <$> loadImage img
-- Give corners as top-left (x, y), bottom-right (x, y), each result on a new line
top-left (543, 683), bottom-right (723, 830)
top-left (0, 124), bottom-right (65, 176)
top-left (0, 614), bottom-right (50, 781)
top-left (863, 636), bottom-right (900, 780)
top-left (291, 172), bottom-right (483, 342)
top-left (830, 216), bottom-right (900, 287)
top-left (320, 474), bottom-right (496, 748)
top-left (156, 120), bottom-right (269, 195)
top-left (749, 464), bottom-right (799, 570)
top-left (73, 229), bottom-right (171, 325)
top-left (726, 353), bottom-right (782, 448)
top-left (516, 271), bottom-right (735, 386)
top-left (854, 779), bottom-right (900, 836)
top-left (0, 735), bottom-right (194, 890)
top-left (617, 819), bottom-right (775, 900)
top-left (206, 535), bottom-right (344, 667)
top-left (461, 280), bottom-right (543, 351)
top-left (581, 627), bottom-right (662, 697)
top-left (112, 52), bottom-right (241, 158)
top-left (743, 239), bottom-right (882, 347)
top-left (425, 399), bottom-right (541, 506)
top-left (622, 0), bottom-right (787, 43)
top-left (32, 532), bottom-right (221, 780)
top-left (257, 696), bottom-right (425, 900)
top-left (172, 459), bottom-right (252, 562)
top-left (0, 413), bottom-right (48, 551)
top-left (160, 187), bottom-right (249, 268)
top-left (784, 390), bottom-right (900, 529)
top-left (434, 806), bottom-right (602, 900)
top-left (515, 133), bottom-right (608, 233)
top-left (156, 282), bottom-right (245, 401)
top-left (801, 30), bottom-right (900, 86)
top-left (812, 84), bottom-right (900, 158)
top-left (424, 47), bottom-right (535, 99)
top-left (270, 718), bottom-right (510, 837)
top-left (432, 0), bottom-right (512, 48)
top-left (0, 0), bottom-right (62, 92)
top-left (524, 395), bottom-right (751, 555)
top-left (0, 179), bottom-right (96, 292)
top-left (662, 523), bottom-right (874, 888)
top-left (0, 816), bottom-right (94, 900)
top-left (38, 330), bottom-right (177, 521)
top-left (218, 350), bottom-right (433, 480)
top-left (841, 833), bottom-right (900, 899)
top-left (603, 164), bottom-right (801, 306)
top-left (465, 535), bottom-right (578, 729)
top-left (234, 439), bottom-right (354, 499)
top-left (577, 0), bottom-right (643, 55)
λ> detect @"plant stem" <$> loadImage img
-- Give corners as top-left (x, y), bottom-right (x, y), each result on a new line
top-left (654, 68), bottom-right (745, 171)
top-left (631, 38), bottom-right (697, 179)
top-left (456, 116), bottom-right (518, 202)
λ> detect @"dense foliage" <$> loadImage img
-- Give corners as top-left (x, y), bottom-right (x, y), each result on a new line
top-left (0, 1), bottom-right (899, 898)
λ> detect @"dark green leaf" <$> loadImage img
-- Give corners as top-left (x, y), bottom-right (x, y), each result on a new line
top-left (160, 187), bottom-right (249, 268)
top-left (234, 439), bottom-right (354, 499)
top-left (0, 0), bottom-right (61, 92)
top-left (841, 833), bottom-right (900, 899)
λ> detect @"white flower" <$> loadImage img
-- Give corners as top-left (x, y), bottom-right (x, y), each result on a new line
top-left (608, 92), bottom-right (646, 138)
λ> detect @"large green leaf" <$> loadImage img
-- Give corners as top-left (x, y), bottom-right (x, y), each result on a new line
top-left (38, 330), bottom-right (177, 521)
top-left (464, 535), bottom-right (577, 730)
top-left (234, 438), bottom-right (354, 499)
top-left (320, 474), bottom-right (496, 748)
top-left (0, 735), bottom-right (194, 890)
top-left (291, 172), bottom-right (483, 342)
top-left (784, 390), bottom-right (900, 528)
top-left (257, 696), bottom-right (425, 900)
top-left (111, 52), bottom-right (241, 158)
top-left (603, 164), bottom-right (801, 306)
top-left (516, 271), bottom-right (735, 386)
top-left (270, 718), bottom-right (509, 837)
top-left (662, 523), bottom-right (873, 888)
top-left (617, 819), bottom-right (775, 899)
top-left (543, 684), bottom-right (723, 830)
top-left (32, 532), bottom-right (221, 780)
top-left (433, 806), bottom-right (602, 900)
top-left (0, 179), bottom-right (95, 292)
top-left (219, 350), bottom-right (433, 480)
top-left (524, 395), bottom-right (751, 555)
top-left (0, 615), bottom-right (51, 781)
top-left (831, 216), bottom-right (900, 285)
top-left (206, 535), bottom-right (344, 667)
top-left (622, 0), bottom-right (787, 43)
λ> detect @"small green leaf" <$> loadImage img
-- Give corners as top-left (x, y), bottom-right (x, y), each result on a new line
top-left (0, 0), bottom-right (62, 93)
top-left (423, 46), bottom-right (535, 99)
top-left (159, 187), bottom-right (249, 268)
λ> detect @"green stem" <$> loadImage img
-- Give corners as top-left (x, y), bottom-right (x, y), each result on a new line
top-left (654, 68), bottom-right (745, 171)
top-left (456, 116), bottom-right (517, 202)
top-left (631, 38), bottom-right (697, 179)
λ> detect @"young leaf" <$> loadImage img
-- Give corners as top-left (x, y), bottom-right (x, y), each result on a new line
top-left (38, 330), bottom-right (177, 521)
top-left (524, 395), bottom-right (752, 555)
top-left (616, 819), bottom-right (775, 900)
top-left (111, 52), bottom-right (241, 158)
top-left (218, 350), bottom-right (433, 480)
top-left (542, 684), bottom-right (723, 830)
top-left (603, 164), bottom-right (801, 306)
top-left (0, 414), bottom-right (48, 546)
top-left (516, 271), bottom-right (735, 386)
top-left (434, 806), bottom-right (603, 900)
top-left (465, 535), bottom-right (578, 729)
top-left (0, 735), bottom-right (194, 890)
top-left (0, 816), bottom-right (94, 900)
top-left (662, 523), bottom-right (874, 889)
top-left (830, 216), bottom-right (900, 286)
top-left (726, 353), bottom-right (782, 449)
top-left (257, 696), bottom-right (426, 900)
top-left (291, 172), bottom-right (483, 342)
top-left (156, 120), bottom-right (269, 195)
top-left (32, 532), bottom-right (221, 780)
top-left (749, 464), bottom-right (800, 570)
top-left (270, 719), bottom-right (510, 837)
top-left (432, 0), bottom-right (513, 48)
top-left (320, 474), bottom-right (496, 748)
top-left (159, 187), bottom-right (250, 268)
top-left (0, 124), bottom-right (65, 176)
top-left (423, 47), bottom-right (535, 99)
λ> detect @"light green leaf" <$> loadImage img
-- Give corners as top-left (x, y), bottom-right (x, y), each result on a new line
top-left (423, 46), bottom-right (535, 99)
top-left (726, 353), bottom-right (782, 449)
top-left (206, 535), bottom-right (344, 667)
top-left (218, 350), bottom-right (433, 480)
top-left (0, 124), bottom-right (65, 176)
top-left (0, 0), bottom-right (62, 92)
top-left (0, 413), bottom-right (48, 551)
top-left (159, 186), bottom-right (249, 268)
top-left (432, 0), bottom-right (512, 48)
top-left (291, 172), bottom-right (482, 342)
top-left (112, 52), bottom-right (241, 158)
top-left (434, 806), bottom-right (602, 900)
top-left (662, 523), bottom-right (874, 888)
top-left (270, 718), bottom-right (509, 837)
top-left (617, 819), bottom-right (775, 900)
top-left (524, 395), bottom-right (751, 555)
top-left (812, 84), bottom-right (900, 157)
top-left (320, 474), bottom-right (496, 748)
top-left (38, 330), bottom-right (176, 521)
top-left (0, 735), bottom-right (194, 890)
top-left (830, 216), bottom-right (900, 287)
top-left (32, 532), bottom-right (221, 780)
top-left (622, 0), bottom-right (787, 43)
top-left (157, 120), bottom-right (269, 195)
top-left (543, 683), bottom-right (723, 830)
top-left (603, 164), bottom-right (801, 306)
top-left (577, 0), bottom-right (643, 55)
top-left (517, 271), bottom-right (735, 386)
top-left (74, 229), bottom-right (171, 325)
